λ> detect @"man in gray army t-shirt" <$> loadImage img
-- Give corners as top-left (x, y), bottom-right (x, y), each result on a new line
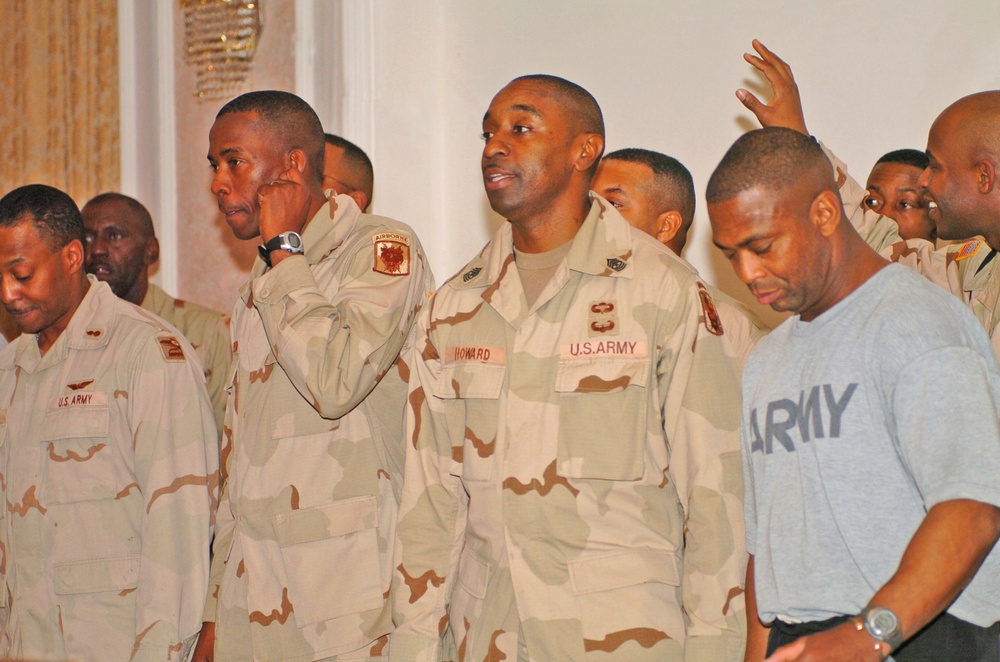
top-left (708, 127), bottom-right (1000, 661)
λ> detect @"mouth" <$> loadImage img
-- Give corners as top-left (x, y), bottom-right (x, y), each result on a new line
top-left (220, 205), bottom-right (248, 223)
top-left (751, 289), bottom-right (782, 306)
top-left (926, 199), bottom-right (940, 222)
top-left (482, 167), bottom-right (516, 191)
top-left (5, 307), bottom-right (33, 321)
top-left (88, 263), bottom-right (112, 278)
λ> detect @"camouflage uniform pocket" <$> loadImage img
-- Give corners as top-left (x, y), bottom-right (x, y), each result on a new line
top-left (53, 555), bottom-right (140, 661)
top-left (568, 549), bottom-right (685, 656)
top-left (555, 358), bottom-right (648, 481)
top-left (433, 364), bottom-right (505, 482)
top-left (41, 403), bottom-right (121, 504)
top-left (273, 495), bottom-right (383, 627)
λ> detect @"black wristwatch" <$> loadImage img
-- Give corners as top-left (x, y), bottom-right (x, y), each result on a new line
top-left (258, 231), bottom-right (303, 267)
top-left (859, 605), bottom-right (903, 652)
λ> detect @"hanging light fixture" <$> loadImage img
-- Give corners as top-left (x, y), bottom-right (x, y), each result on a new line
top-left (181, 0), bottom-right (263, 100)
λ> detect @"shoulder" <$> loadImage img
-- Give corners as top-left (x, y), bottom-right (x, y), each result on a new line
top-left (111, 300), bottom-right (202, 364)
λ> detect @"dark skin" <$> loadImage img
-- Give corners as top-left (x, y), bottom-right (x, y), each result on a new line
top-left (728, 39), bottom-right (1000, 662)
top-left (207, 111), bottom-right (327, 268)
top-left (918, 94), bottom-right (1000, 249)
top-left (480, 79), bottom-right (604, 253)
top-left (193, 115), bottom-right (326, 662)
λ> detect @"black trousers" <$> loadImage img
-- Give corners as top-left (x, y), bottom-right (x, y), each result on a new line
top-left (767, 612), bottom-right (1000, 661)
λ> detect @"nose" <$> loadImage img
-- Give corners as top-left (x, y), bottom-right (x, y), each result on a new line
top-left (88, 233), bottom-right (108, 258)
top-left (917, 165), bottom-right (931, 191)
top-left (482, 134), bottom-right (509, 160)
top-left (211, 169), bottom-right (231, 198)
top-left (733, 252), bottom-right (767, 286)
top-left (0, 276), bottom-right (19, 306)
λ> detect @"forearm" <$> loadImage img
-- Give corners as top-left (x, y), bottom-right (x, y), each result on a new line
top-left (254, 252), bottom-right (424, 419)
top-left (868, 499), bottom-right (1000, 647)
top-left (743, 555), bottom-right (769, 662)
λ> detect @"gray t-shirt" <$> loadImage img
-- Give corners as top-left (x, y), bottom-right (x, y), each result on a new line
top-left (743, 264), bottom-right (1000, 627)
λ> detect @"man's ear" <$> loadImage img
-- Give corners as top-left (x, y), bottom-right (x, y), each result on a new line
top-left (287, 148), bottom-right (307, 174)
top-left (347, 190), bottom-right (369, 212)
top-left (654, 210), bottom-right (683, 245)
top-left (145, 236), bottom-right (160, 267)
top-left (574, 134), bottom-right (604, 173)
top-left (63, 239), bottom-right (85, 275)
top-left (976, 159), bottom-right (996, 194)
top-left (811, 189), bottom-right (842, 238)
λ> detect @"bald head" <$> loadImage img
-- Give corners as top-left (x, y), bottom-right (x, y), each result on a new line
top-left (921, 90), bottom-right (1000, 245)
top-left (82, 193), bottom-right (154, 239)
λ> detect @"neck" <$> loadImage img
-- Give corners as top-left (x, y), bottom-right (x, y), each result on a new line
top-left (510, 194), bottom-right (591, 253)
top-left (123, 274), bottom-right (149, 307)
top-left (801, 234), bottom-right (888, 322)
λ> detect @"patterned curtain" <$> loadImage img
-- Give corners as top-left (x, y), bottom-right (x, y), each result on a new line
top-left (0, 0), bottom-right (120, 205)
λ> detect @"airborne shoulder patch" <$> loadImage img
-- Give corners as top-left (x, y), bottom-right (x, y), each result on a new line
top-left (955, 238), bottom-right (983, 262)
top-left (157, 335), bottom-right (187, 362)
top-left (373, 232), bottom-right (411, 276)
top-left (697, 283), bottom-right (724, 336)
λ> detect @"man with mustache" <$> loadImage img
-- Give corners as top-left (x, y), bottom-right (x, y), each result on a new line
top-left (391, 75), bottom-right (746, 661)
top-left (81, 192), bottom-right (231, 433)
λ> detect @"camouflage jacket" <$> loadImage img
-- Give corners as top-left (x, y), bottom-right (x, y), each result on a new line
top-left (391, 196), bottom-right (746, 662)
top-left (0, 277), bottom-right (218, 661)
top-left (141, 283), bottom-right (232, 435)
top-left (824, 145), bottom-right (1000, 358)
top-left (205, 196), bottom-right (434, 661)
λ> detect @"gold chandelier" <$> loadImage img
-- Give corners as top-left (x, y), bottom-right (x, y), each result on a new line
top-left (181, 0), bottom-right (263, 100)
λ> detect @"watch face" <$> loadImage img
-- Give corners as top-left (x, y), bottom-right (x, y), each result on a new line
top-left (870, 609), bottom-right (898, 635)
top-left (284, 232), bottom-right (302, 250)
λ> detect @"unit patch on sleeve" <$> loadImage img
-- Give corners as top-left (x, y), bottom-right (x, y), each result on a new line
top-left (697, 283), bottom-right (724, 336)
top-left (158, 335), bottom-right (187, 362)
top-left (373, 232), bottom-right (411, 276)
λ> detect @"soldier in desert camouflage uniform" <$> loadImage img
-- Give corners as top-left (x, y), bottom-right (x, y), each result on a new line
top-left (390, 75), bottom-right (746, 662)
top-left (592, 148), bottom-right (768, 365)
top-left (82, 192), bottom-right (232, 433)
top-left (737, 39), bottom-right (1000, 359)
top-left (0, 184), bottom-right (217, 661)
top-left (194, 91), bottom-right (433, 662)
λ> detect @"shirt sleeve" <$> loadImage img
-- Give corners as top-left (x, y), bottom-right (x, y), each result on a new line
top-left (389, 307), bottom-right (468, 662)
top-left (250, 229), bottom-right (430, 420)
top-left (893, 346), bottom-right (1000, 510)
top-left (657, 278), bottom-right (747, 662)
top-left (128, 331), bottom-right (218, 660)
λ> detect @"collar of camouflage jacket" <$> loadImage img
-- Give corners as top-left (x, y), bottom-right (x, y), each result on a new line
top-left (452, 193), bottom-right (636, 292)
top-left (12, 274), bottom-right (115, 373)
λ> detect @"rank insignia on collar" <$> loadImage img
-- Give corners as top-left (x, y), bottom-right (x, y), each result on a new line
top-left (606, 258), bottom-right (626, 272)
top-left (463, 266), bottom-right (482, 282)
top-left (697, 283), bottom-right (724, 336)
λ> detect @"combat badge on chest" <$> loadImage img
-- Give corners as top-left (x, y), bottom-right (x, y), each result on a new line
top-left (588, 300), bottom-right (619, 337)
